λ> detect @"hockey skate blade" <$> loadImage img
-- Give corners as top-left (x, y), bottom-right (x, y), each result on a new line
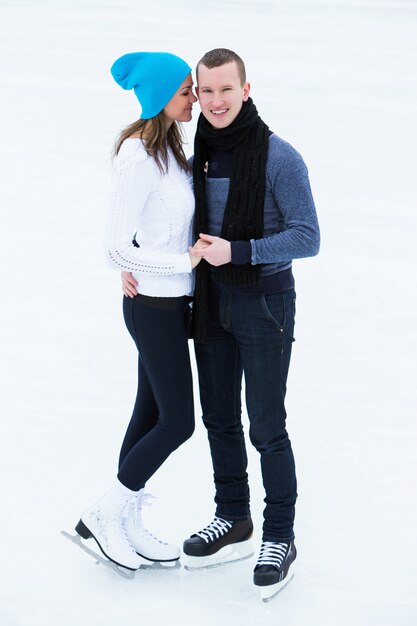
top-left (260, 569), bottom-right (295, 603)
top-left (61, 530), bottom-right (136, 579)
top-left (182, 539), bottom-right (254, 571)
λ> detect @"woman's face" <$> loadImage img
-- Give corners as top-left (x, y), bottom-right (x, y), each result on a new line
top-left (163, 73), bottom-right (198, 124)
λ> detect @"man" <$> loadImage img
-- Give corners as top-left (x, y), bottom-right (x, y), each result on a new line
top-left (122, 48), bottom-right (320, 598)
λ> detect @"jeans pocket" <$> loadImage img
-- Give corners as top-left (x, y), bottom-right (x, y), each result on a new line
top-left (260, 293), bottom-right (286, 330)
top-left (290, 296), bottom-right (296, 342)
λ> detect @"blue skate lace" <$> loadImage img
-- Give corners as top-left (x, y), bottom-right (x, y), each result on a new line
top-left (256, 542), bottom-right (289, 569)
top-left (196, 517), bottom-right (233, 543)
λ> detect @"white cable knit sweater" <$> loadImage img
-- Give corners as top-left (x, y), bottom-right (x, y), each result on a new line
top-left (106, 138), bottom-right (195, 297)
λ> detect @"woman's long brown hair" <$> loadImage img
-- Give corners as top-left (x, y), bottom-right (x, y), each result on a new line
top-left (113, 113), bottom-right (190, 173)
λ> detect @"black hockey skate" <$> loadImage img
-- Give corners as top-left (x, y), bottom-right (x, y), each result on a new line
top-left (182, 516), bottom-right (254, 570)
top-left (253, 540), bottom-right (296, 602)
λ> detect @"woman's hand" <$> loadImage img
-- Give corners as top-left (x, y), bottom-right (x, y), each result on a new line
top-left (189, 254), bottom-right (201, 268)
top-left (121, 271), bottom-right (138, 297)
top-left (189, 238), bottom-right (212, 269)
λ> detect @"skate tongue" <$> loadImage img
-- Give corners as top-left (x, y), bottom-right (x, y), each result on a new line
top-left (121, 495), bottom-right (137, 519)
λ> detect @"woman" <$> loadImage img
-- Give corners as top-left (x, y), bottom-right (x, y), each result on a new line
top-left (75, 52), bottom-right (200, 571)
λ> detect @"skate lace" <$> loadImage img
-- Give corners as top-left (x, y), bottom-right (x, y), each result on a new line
top-left (256, 541), bottom-right (289, 569)
top-left (128, 491), bottom-right (167, 545)
top-left (115, 495), bottom-right (138, 553)
top-left (121, 495), bottom-right (137, 519)
top-left (138, 492), bottom-right (157, 509)
top-left (196, 517), bottom-right (233, 543)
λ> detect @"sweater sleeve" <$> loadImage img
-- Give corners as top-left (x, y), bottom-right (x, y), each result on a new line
top-left (250, 143), bottom-right (320, 265)
top-left (105, 142), bottom-right (192, 275)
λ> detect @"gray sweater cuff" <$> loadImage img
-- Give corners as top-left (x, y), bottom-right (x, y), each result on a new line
top-left (231, 241), bottom-right (252, 265)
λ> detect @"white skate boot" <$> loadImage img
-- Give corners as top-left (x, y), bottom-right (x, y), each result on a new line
top-left (124, 489), bottom-right (180, 564)
top-left (75, 479), bottom-right (143, 571)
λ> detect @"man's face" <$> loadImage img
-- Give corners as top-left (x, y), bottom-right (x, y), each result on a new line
top-left (197, 61), bottom-right (250, 129)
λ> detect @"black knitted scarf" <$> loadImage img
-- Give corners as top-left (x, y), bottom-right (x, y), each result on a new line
top-left (191, 97), bottom-right (270, 342)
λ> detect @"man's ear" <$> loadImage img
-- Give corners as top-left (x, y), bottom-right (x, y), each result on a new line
top-left (243, 82), bottom-right (251, 102)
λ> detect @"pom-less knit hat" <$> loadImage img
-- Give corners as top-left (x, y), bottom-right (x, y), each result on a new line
top-left (111, 52), bottom-right (192, 119)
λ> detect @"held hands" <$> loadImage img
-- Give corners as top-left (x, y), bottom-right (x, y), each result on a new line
top-left (121, 234), bottom-right (228, 296)
top-left (121, 242), bottom-right (206, 296)
top-left (189, 236), bottom-right (211, 268)
top-left (189, 234), bottom-right (232, 267)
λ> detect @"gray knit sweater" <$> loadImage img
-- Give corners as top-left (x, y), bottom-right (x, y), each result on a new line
top-left (202, 133), bottom-right (320, 277)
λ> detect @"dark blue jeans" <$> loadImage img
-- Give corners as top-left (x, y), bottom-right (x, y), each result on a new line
top-left (194, 284), bottom-right (297, 542)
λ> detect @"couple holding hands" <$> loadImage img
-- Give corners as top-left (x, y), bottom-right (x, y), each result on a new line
top-left (75, 47), bottom-right (320, 600)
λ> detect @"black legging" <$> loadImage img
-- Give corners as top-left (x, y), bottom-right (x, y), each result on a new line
top-left (117, 294), bottom-right (195, 491)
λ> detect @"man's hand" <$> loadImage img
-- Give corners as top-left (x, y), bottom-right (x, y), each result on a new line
top-left (189, 233), bottom-right (231, 267)
top-left (189, 237), bottom-right (211, 268)
top-left (121, 271), bottom-right (138, 297)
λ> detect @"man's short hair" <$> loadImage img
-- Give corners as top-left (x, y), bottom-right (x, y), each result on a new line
top-left (197, 48), bottom-right (246, 85)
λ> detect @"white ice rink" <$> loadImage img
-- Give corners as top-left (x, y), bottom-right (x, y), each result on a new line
top-left (1, 1), bottom-right (416, 624)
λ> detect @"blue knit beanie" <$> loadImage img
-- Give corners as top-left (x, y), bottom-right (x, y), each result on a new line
top-left (111, 52), bottom-right (192, 119)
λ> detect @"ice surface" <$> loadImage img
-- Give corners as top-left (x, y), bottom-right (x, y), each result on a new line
top-left (1, 1), bottom-right (416, 625)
